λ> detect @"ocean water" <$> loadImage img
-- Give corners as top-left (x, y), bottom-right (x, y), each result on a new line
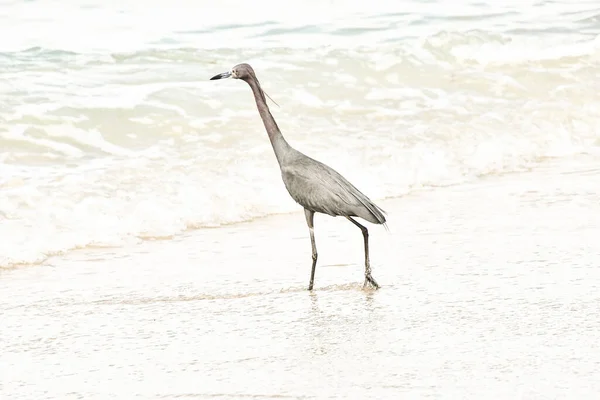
top-left (1, 0), bottom-right (600, 267)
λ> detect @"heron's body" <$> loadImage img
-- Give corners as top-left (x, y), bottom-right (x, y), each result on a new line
top-left (210, 63), bottom-right (386, 290)
top-left (280, 151), bottom-right (386, 225)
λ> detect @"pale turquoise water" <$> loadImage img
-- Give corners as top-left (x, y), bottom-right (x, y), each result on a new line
top-left (1, 0), bottom-right (600, 266)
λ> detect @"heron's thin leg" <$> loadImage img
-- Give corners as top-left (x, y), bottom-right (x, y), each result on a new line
top-left (346, 217), bottom-right (379, 289)
top-left (305, 209), bottom-right (318, 291)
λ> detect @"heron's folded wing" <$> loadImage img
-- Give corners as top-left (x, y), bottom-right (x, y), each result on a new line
top-left (281, 158), bottom-right (386, 224)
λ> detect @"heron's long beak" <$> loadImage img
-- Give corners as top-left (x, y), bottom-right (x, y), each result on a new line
top-left (210, 71), bottom-right (232, 80)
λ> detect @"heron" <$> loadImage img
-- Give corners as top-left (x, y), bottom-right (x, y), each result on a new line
top-left (210, 63), bottom-right (386, 290)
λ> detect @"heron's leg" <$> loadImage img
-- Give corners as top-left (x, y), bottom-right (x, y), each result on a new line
top-left (346, 217), bottom-right (380, 289)
top-left (305, 209), bottom-right (318, 291)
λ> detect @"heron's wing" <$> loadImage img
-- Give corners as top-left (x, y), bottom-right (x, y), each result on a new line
top-left (281, 156), bottom-right (386, 224)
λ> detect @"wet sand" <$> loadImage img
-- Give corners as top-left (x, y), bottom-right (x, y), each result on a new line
top-left (2, 155), bottom-right (600, 399)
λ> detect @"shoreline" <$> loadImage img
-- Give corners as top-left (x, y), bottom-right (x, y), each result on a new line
top-left (2, 153), bottom-right (598, 288)
top-left (2, 154), bottom-right (595, 272)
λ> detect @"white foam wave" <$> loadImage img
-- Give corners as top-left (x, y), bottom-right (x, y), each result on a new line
top-left (424, 31), bottom-right (600, 66)
top-left (2, 98), bottom-right (597, 268)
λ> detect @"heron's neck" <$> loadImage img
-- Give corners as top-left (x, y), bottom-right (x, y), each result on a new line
top-left (246, 78), bottom-right (290, 165)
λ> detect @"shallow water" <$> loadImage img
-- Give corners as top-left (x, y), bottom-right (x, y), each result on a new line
top-left (1, 0), bottom-right (600, 266)
top-left (2, 157), bottom-right (600, 399)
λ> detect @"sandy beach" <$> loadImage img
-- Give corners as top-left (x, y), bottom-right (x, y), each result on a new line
top-left (2, 155), bottom-right (599, 399)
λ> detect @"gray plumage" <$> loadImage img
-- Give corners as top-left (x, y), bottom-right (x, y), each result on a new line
top-left (281, 154), bottom-right (386, 225)
top-left (210, 63), bottom-right (385, 290)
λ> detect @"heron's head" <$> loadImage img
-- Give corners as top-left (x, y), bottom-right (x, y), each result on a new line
top-left (210, 63), bottom-right (255, 81)
top-left (210, 63), bottom-right (277, 107)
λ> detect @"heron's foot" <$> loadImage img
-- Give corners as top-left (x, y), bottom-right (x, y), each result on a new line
top-left (308, 281), bottom-right (314, 291)
top-left (363, 274), bottom-right (380, 290)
